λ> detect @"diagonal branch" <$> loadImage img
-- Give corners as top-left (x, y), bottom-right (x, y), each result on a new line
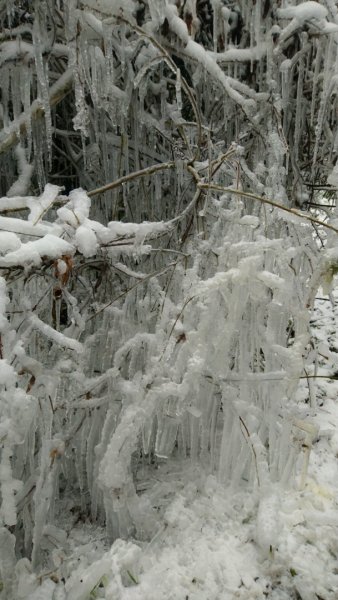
top-left (198, 182), bottom-right (338, 236)
top-left (88, 161), bottom-right (175, 198)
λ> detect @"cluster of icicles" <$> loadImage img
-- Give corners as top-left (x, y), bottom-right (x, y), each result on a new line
top-left (0, 185), bottom-right (322, 577)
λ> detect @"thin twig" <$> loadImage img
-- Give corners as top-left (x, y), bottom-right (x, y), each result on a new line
top-left (198, 182), bottom-right (338, 236)
top-left (238, 416), bottom-right (260, 487)
top-left (161, 295), bottom-right (195, 357)
top-left (86, 260), bottom-right (180, 321)
top-left (88, 162), bottom-right (175, 198)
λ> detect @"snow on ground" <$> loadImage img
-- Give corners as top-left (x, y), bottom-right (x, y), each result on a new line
top-left (24, 286), bottom-right (338, 600)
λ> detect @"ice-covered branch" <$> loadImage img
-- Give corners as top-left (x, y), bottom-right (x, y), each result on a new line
top-left (198, 182), bottom-right (338, 236)
top-left (29, 315), bottom-right (83, 353)
top-left (210, 44), bottom-right (267, 64)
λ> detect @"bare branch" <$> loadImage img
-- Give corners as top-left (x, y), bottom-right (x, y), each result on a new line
top-left (88, 161), bottom-right (175, 198)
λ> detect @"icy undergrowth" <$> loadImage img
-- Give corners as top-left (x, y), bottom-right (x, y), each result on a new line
top-left (0, 182), bottom-right (338, 599)
top-left (11, 293), bottom-right (338, 600)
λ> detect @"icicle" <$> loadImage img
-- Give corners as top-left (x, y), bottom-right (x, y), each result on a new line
top-left (211, 0), bottom-right (219, 52)
top-left (221, 7), bottom-right (230, 51)
top-left (294, 57), bottom-right (304, 162)
top-left (23, 67), bottom-right (33, 157)
top-left (0, 527), bottom-right (16, 599)
top-left (10, 67), bottom-right (21, 123)
top-left (133, 115), bottom-right (141, 175)
top-left (0, 445), bottom-right (22, 527)
top-left (312, 36), bottom-right (334, 175)
top-left (139, 78), bottom-right (147, 123)
top-left (91, 409), bottom-right (116, 520)
top-left (1, 67), bottom-right (10, 129)
top-left (103, 23), bottom-right (115, 97)
top-left (280, 59), bottom-right (291, 119)
top-left (33, 14), bottom-right (52, 166)
top-left (123, 124), bottom-right (129, 195)
top-left (218, 407), bottom-right (237, 483)
top-left (155, 395), bottom-right (181, 458)
top-left (6, 0), bottom-right (15, 26)
top-left (175, 68), bottom-right (182, 113)
top-left (142, 417), bottom-right (155, 455)
top-left (155, 173), bottom-right (162, 206)
top-left (31, 437), bottom-right (64, 568)
top-left (254, 0), bottom-right (261, 46)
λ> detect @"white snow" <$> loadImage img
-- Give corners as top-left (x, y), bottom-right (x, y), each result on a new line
top-left (0, 195), bottom-right (35, 212)
top-left (0, 359), bottom-right (16, 386)
top-left (0, 231), bottom-right (21, 254)
top-left (0, 215), bottom-right (61, 237)
top-left (97, 220), bottom-right (167, 245)
top-left (277, 2), bottom-right (328, 22)
top-left (30, 315), bottom-right (83, 352)
top-left (27, 184), bottom-right (61, 223)
top-left (0, 40), bottom-right (35, 67)
top-left (185, 39), bottom-right (253, 108)
top-left (0, 234), bottom-right (74, 268)
top-left (165, 4), bottom-right (190, 44)
top-left (57, 188), bottom-right (91, 227)
top-left (327, 164), bottom-right (338, 187)
top-left (211, 44), bottom-right (267, 63)
top-left (75, 225), bottom-right (98, 257)
top-left (6, 145), bottom-right (33, 198)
